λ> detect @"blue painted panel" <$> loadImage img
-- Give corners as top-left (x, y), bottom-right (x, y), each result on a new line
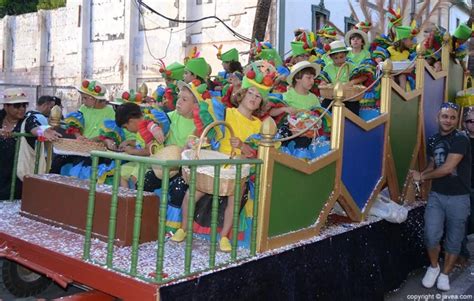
top-left (342, 119), bottom-right (385, 210)
top-left (423, 71), bottom-right (445, 144)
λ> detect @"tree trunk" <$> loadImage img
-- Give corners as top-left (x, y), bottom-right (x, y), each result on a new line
top-left (251, 0), bottom-right (272, 41)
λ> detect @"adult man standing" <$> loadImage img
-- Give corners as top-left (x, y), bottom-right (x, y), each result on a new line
top-left (22, 95), bottom-right (60, 145)
top-left (17, 95), bottom-right (61, 180)
top-left (411, 102), bottom-right (471, 291)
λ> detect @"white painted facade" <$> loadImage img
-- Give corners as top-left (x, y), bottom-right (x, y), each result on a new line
top-left (0, 0), bottom-right (470, 111)
top-left (449, 4), bottom-right (471, 36)
top-left (0, 0), bottom-right (257, 112)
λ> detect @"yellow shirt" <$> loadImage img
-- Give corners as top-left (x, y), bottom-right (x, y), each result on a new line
top-left (387, 46), bottom-right (410, 61)
top-left (219, 108), bottom-right (262, 156)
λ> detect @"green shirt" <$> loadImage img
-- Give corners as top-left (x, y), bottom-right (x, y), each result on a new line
top-left (79, 105), bottom-right (116, 139)
top-left (348, 49), bottom-right (371, 66)
top-left (322, 62), bottom-right (356, 83)
top-left (123, 129), bottom-right (136, 141)
top-left (166, 111), bottom-right (195, 147)
top-left (322, 53), bottom-right (332, 66)
top-left (283, 88), bottom-right (321, 110)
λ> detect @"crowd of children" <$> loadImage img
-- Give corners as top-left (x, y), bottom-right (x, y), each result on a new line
top-left (44, 16), bottom-right (473, 253)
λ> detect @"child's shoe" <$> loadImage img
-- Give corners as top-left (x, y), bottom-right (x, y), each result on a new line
top-left (171, 229), bottom-right (186, 242)
top-left (219, 237), bottom-right (232, 253)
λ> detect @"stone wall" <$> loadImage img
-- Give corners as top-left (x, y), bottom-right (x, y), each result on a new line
top-left (0, 0), bottom-right (256, 113)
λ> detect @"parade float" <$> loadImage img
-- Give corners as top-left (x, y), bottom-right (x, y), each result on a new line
top-left (0, 36), bottom-right (470, 300)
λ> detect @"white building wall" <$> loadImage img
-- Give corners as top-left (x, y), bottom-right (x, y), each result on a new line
top-left (0, 0), bottom-right (253, 112)
top-left (46, 6), bottom-right (82, 85)
top-left (449, 5), bottom-right (470, 35)
top-left (186, 0), bottom-right (257, 75)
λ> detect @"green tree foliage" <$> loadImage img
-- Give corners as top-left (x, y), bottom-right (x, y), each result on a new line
top-left (37, 0), bottom-right (66, 10)
top-left (0, 0), bottom-right (66, 17)
top-left (0, 0), bottom-right (39, 17)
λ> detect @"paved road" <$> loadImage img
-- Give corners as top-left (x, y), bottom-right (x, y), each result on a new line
top-left (386, 234), bottom-right (474, 301)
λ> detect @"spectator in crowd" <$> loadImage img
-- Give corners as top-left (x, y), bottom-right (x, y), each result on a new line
top-left (411, 102), bottom-right (472, 291)
top-left (0, 89), bottom-right (60, 200)
top-left (459, 107), bottom-right (474, 265)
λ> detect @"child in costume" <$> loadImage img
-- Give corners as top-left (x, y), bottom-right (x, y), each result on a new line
top-left (318, 40), bottom-right (373, 115)
top-left (212, 46), bottom-right (243, 96)
top-left (289, 41), bottom-right (311, 66)
top-left (243, 60), bottom-right (285, 119)
top-left (272, 61), bottom-right (331, 157)
top-left (183, 48), bottom-right (209, 84)
top-left (165, 81), bottom-right (205, 148)
top-left (345, 28), bottom-right (371, 66)
top-left (424, 23), bottom-right (472, 73)
top-left (103, 81), bottom-right (204, 189)
top-left (345, 27), bottom-right (379, 111)
top-left (171, 75), bottom-right (268, 252)
top-left (287, 30), bottom-right (317, 67)
top-left (215, 46), bottom-right (243, 79)
top-left (65, 79), bottom-right (115, 141)
top-left (51, 79), bottom-right (116, 176)
top-left (250, 40), bottom-right (289, 93)
top-left (450, 23), bottom-right (472, 72)
top-left (271, 61), bottom-right (321, 117)
top-left (105, 97), bottom-right (170, 188)
top-left (139, 81), bottom-right (210, 233)
top-left (250, 41), bottom-right (284, 68)
top-left (374, 26), bottom-right (416, 91)
top-left (221, 71), bottom-right (243, 108)
top-left (104, 90), bottom-right (145, 150)
top-left (370, 8), bottom-right (403, 53)
top-left (153, 60), bottom-right (185, 111)
top-left (315, 25), bottom-right (338, 68)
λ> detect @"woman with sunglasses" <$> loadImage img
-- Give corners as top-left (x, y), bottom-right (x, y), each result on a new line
top-left (0, 88), bottom-right (30, 200)
top-left (0, 88), bottom-right (62, 200)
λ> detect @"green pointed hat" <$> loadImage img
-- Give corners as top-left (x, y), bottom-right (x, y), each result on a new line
top-left (291, 41), bottom-right (308, 57)
top-left (453, 23), bottom-right (472, 40)
top-left (185, 57), bottom-right (208, 80)
top-left (160, 62), bottom-right (184, 81)
top-left (395, 26), bottom-right (413, 42)
top-left (259, 48), bottom-right (283, 67)
top-left (220, 48), bottom-right (239, 62)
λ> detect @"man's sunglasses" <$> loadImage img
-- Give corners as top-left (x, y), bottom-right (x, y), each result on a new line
top-left (466, 119), bottom-right (474, 124)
